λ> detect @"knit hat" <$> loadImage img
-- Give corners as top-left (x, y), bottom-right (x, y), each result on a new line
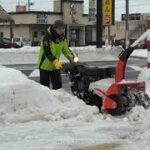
top-left (53, 20), bottom-right (65, 29)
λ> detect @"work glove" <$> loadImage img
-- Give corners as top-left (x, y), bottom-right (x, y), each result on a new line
top-left (53, 59), bottom-right (62, 70)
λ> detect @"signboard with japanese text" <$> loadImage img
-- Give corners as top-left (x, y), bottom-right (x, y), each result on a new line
top-left (89, 0), bottom-right (96, 22)
top-left (102, 0), bottom-right (115, 26)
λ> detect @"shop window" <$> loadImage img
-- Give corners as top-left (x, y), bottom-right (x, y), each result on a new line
top-left (0, 32), bottom-right (3, 37)
top-left (85, 28), bottom-right (92, 43)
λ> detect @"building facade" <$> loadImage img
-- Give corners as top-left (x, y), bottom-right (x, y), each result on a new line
top-left (0, 0), bottom-right (96, 46)
top-left (0, 0), bottom-right (149, 46)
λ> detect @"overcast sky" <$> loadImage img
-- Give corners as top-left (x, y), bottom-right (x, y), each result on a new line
top-left (0, 0), bottom-right (150, 20)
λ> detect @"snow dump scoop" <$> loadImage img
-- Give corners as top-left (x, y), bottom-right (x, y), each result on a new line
top-left (63, 48), bottom-right (150, 115)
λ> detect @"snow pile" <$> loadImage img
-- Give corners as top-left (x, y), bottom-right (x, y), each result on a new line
top-left (0, 46), bottom-right (39, 53)
top-left (131, 49), bottom-right (147, 58)
top-left (0, 45), bottom-right (122, 65)
top-left (69, 45), bottom-right (122, 62)
top-left (0, 46), bottom-right (39, 64)
top-left (0, 47), bottom-right (150, 149)
top-left (137, 68), bottom-right (150, 96)
top-left (29, 69), bottom-right (39, 77)
top-left (0, 66), bottom-right (101, 124)
top-left (127, 106), bottom-right (146, 122)
top-left (125, 68), bottom-right (150, 123)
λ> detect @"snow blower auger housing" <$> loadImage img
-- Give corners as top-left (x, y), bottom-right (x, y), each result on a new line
top-left (63, 47), bottom-right (150, 116)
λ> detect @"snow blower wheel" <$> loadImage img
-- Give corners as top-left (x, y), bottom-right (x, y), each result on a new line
top-left (106, 94), bottom-right (128, 116)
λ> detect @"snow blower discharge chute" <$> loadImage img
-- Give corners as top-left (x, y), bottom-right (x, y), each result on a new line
top-left (63, 47), bottom-right (150, 116)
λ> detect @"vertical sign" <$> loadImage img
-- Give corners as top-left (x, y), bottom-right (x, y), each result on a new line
top-left (102, 0), bottom-right (114, 26)
top-left (89, 0), bottom-right (96, 22)
top-left (70, 2), bottom-right (77, 24)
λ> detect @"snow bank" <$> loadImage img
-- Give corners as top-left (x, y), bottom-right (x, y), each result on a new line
top-left (131, 49), bottom-right (147, 58)
top-left (0, 46), bottom-right (147, 65)
top-left (0, 59), bottom-right (150, 150)
top-left (137, 68), bottom-right (150, 96)
top-left (0, 46), bottom-right (122, 65)
top-left (0, 46), bottom-right (39, 64)
top-left (69, 46), bottom-right (121, 62)
top-left (1, 46), bottom-right (150, 150)
top-left (0, 66), bottom-right (101, 124)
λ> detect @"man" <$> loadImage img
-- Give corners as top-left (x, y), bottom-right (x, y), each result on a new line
top-left (38, 20), bottom-right (75, 89)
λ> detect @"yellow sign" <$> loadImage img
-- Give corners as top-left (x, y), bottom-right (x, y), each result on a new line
top-left (102, 0), bottom-right (113, 26)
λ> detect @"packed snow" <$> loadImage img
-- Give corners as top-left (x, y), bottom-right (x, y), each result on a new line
top-left (0, 46), bottom-right (150, 150)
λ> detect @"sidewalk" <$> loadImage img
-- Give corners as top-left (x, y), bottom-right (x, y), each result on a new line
top-left (0, 46), bottom-right (146, 65)
top-left (74, 143), bottom-right (120, 150)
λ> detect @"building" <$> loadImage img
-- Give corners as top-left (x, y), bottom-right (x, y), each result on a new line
top-left (0, 0), bottom-right (96, 46)
top-left (109, 13), bottom-right (149, 41)
top-left (0, 5), bottom-right (14, 39)
top-left (0, 0), bottom-right (149, 47)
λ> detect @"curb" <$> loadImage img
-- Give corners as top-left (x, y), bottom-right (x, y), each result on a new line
top-left (74, 143), bottom-right (119, 150)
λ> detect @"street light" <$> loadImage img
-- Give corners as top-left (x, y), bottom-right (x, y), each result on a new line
top-left (96, 0), bottom-right (103, 48)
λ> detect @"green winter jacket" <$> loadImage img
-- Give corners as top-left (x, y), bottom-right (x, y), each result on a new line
top-left (38, 26), bottom-right (74, 71)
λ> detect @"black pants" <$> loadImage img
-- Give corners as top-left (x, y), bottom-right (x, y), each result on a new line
top-left (39, 69), bottom-right (62, 89)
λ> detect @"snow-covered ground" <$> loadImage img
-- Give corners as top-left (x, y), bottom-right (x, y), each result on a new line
top-left (0, 46), bottom-right (150, 150)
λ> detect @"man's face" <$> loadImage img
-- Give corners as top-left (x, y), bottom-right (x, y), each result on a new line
top-left (54, 28), bottom-right (65, 35)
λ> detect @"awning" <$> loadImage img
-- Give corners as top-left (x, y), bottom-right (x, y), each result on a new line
top-left (0, 5), bottom-right (14, 22)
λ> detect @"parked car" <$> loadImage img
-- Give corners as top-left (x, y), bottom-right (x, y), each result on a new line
top-left (14, 37), bottom-right (31, 47)
top-left (0, 37), bottom-right (21, 48)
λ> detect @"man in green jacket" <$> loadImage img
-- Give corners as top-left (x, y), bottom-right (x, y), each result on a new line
top-left (38, 20), bottom-right (75, 89)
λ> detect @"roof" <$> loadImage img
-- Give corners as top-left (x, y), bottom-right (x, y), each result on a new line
top-left (62, 0), bottom-right (84, 3)
top-left (9, 11), bottom-right (63, 15)
top-left (0, 5), bottom-right (14, 22)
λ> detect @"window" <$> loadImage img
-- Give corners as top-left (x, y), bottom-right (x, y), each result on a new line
top-left (85, 28), bottom-right (92, 43)
top-left (34, 32), bottom-right (38, 38)
top-left (0, 32), bottom-right (3, 37)
top-left (37, 14), bottom-right (48, 24)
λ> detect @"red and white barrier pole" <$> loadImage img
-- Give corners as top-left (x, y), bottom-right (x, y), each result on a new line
top-left (147, 18), bottom-right (150, 68)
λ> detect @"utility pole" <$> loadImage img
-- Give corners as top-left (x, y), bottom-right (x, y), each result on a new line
top-left (125, 0), bottom-right (129, 49)
top-left (28, 0), bottom-right (34, 11)
top-left (96, 0), bottom-right (103, 48)
top-left (28, 0), bottom-right (30, 11)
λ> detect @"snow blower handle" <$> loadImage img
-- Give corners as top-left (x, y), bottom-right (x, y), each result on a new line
top-left (118, 46), bottom-right (135, 60)
top-left (118, 30), bottom-right (148, 60)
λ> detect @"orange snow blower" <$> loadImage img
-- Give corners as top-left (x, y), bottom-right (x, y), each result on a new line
top-left (96, 47), bottom-right (150, 115)
top-left (63, 47), bottom-right (150, 116)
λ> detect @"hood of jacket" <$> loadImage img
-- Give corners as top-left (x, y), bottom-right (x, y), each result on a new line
top-left (47, 26), bottom-right (65, 43)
